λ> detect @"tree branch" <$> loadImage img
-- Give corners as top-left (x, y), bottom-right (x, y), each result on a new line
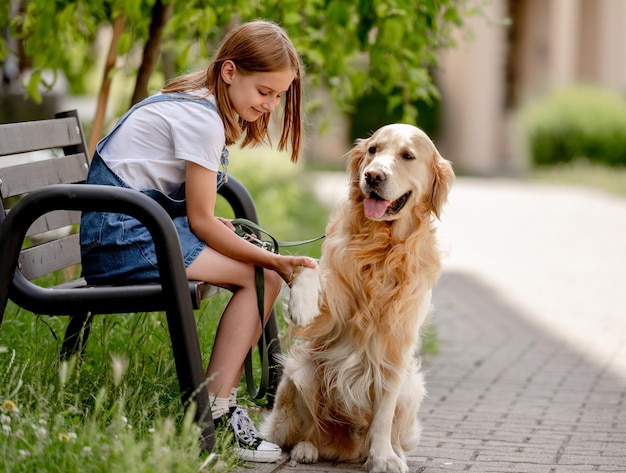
top-left (88, 15), bottom-right (125, 156)
top-left (131, 0), bottom-right (172, 106)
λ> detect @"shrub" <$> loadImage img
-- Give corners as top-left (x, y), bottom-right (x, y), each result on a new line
top-left (520, 85), bottom-right (626, 167)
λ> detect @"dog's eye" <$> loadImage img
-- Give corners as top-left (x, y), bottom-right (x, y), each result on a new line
top-left (368, 146), bottom-right (376, 154)
top-left (402, 152), bottom-right (415, 160)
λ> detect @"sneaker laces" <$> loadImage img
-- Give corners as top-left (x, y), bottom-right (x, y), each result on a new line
top-left (229, 407), bottom-right (264, 449)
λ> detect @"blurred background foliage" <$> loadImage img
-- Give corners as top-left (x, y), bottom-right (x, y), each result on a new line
top-left (520, 85), bottom-right (626, 167)
top-left (0, 0), bottom-right (477, 149)
top-left (519, 84), bottom-right (626, 197)
top-left (215, 145), bottom-right (328, 256)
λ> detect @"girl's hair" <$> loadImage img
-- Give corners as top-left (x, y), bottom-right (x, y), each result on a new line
top-left (162, 20), bottom-right (303, 162)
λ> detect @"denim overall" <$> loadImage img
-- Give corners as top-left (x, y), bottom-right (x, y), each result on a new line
top-left (80, 93), bottom-right (229, 284)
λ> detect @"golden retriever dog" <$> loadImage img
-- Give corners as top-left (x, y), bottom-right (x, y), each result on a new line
top-left (261, 124), bottom-right (454, 473)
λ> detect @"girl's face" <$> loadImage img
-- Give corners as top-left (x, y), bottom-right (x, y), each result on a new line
top-left (221, 60), bottom-right (295, 122)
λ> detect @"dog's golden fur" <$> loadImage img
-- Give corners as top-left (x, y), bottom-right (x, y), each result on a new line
top-left (261, 124), bottom-right (454, 473)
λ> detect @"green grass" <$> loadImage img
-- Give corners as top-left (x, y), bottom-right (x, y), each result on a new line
top-left (0, 293), bottom-right (245, 472)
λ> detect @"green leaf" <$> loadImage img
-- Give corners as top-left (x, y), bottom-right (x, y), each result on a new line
top-left (379, 17), bottom-right (404, 47)
top-left (26, 69), bottom-right (42, 104)
top-left (283, 12), bottom-right (302, 26)
top-left (197, 7), bottom-right (217, 33)
top-left (327, 1), bottom-right (351, 24)
top-left (117, 31), bottom-right (132, 56)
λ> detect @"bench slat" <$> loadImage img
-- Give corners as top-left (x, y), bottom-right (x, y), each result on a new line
top-left (0, 153), bottom-right (89, 198)
top-left (0, 118), bottom-right (84, 156)
top-left (27, 210), bottom-right (80, 238)
top-left (18, 233), bottom-right (81, 280)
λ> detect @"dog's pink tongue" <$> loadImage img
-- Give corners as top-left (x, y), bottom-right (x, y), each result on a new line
top-left (363, 198), bottom-right (390, 219)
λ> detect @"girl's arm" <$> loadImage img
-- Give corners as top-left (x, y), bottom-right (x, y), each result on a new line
top-left (185, 162), bottom-right (315, 283)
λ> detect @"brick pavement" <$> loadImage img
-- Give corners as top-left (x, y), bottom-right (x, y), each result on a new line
top-left (239, 177), bottom-right (626, 473)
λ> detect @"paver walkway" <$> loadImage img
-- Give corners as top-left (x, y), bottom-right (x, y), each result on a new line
top-left (245, 177), bottom-right (626, 473)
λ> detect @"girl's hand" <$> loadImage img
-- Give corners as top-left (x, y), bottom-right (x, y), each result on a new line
top-left (275, 255), bottom-right (317, 286)
top-left (216, 217), bottom-right (235, 231)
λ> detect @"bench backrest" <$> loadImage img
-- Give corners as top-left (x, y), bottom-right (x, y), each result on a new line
top-left (0, 111), bottom-right (89, 280)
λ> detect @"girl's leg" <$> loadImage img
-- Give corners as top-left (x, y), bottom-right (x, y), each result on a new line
top-left (188, 247), bottom-right (285, 463)
top-left (186, 246), bottom-right (283, 399)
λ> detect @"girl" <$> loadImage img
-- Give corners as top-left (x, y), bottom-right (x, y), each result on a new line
top-left (80, 20), bottom-right (316, 463)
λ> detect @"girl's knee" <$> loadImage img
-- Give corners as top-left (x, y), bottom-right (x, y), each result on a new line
top-left (264, 268), bottom-right (283, 296)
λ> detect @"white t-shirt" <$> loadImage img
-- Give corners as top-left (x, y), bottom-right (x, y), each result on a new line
top-left (100, 93), bottom-right (225, 195)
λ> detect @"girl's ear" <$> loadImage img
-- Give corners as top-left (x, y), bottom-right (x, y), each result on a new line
top-left (221, 60), bottom-right (236, 84)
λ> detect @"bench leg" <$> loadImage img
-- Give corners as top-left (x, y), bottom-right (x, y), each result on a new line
top-left (163, 308), bottom-right (215, 452)
top-left (61, 313), bottom-right (94, 360)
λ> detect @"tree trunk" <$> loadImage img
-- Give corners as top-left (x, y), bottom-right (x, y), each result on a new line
top-left (88, 15), bottom-right (125, 156)
top-left (131, 0), bottom-right (172, 106)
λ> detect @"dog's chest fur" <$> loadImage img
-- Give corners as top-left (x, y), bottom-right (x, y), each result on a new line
top-left (298, 213), bottom-right (436, 418)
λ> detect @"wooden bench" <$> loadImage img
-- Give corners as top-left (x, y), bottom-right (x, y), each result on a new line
top-left (0, 110), bottom-right (284, 452)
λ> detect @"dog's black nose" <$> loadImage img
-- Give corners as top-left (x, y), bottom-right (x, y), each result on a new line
top-left (365, 169), bottom-right (385, 186)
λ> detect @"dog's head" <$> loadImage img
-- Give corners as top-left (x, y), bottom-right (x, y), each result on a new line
top-left (347, 124), bottom-right (454, 221)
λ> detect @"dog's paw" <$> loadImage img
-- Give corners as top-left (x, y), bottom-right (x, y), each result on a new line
top-left (290, 441), bottom-right (319, 464)
top-left (287, 266), bottom-right (321, 327)
top-left (364, 454), bottom-right (408, 473)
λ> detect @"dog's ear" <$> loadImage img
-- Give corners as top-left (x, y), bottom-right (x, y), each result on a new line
top-left (347, 138), bottom-right (367, 201)
top-left (430, 153), bottom-right (454, 219)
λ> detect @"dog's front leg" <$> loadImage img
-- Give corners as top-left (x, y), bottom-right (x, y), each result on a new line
top-left (364, 386), bottom-right (408, 473)
top-left (287, 265), bottom-right (321, 327)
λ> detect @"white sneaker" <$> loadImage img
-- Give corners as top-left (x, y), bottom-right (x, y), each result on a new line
top-left (224, 406), bottom-right (282, 463)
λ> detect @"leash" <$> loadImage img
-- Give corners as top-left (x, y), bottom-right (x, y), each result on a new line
top-left (232, 218), bottom-right (325, 253)
top-left (244, 265), bottom-right (269, 400)
top-left (233, 218), bottom-right (324, 401)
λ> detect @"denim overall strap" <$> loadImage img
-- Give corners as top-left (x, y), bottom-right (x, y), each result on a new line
top-left (96, 93), bottom-right (229, 188)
